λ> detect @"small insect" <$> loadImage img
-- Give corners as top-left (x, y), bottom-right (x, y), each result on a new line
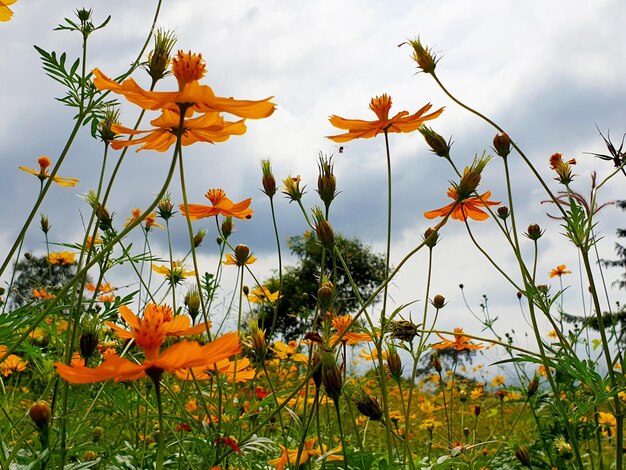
top-left (585, 125), bottom-right (626, 177)
top-left (338, 146), bottom-right (344, 154)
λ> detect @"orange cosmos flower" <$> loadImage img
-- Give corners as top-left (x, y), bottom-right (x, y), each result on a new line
top-left (175, 357), bottom-right (256, 383)
top-left (85, 282), bottom-right (115, 293)
top-left (327, 94), bottom-right (443, 143)
top-left (180, 188), bottom-right (252, 221)
top-left (54, 333), bottom-right (240, 384)
top-left (105, 304), bottom-right (209, 360)
top-left (330, 315), bottom-right (372, 346)
top-left (92, 50), bottom-right (275, 118)
top-left (549, 264), bottom-right (572, 278)
top-left (424, 188), bottom-right (500, 222)
top-left (268, 438), bottom-right (342, 470)
top-left (19, 156), bottom-right (79, 187)
top-left (223, 253), bottom-right (257, 266)
top-left (432, 328), bottom-right (483, 351)
top-left (0, 0), bottom-right (17, 22)
top-left (33, 288), bottom-right (55, 300)
top-left (110, 108), bottom-right (247, 152)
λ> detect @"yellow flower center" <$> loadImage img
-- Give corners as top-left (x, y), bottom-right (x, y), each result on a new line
top-left (171, 50), bottom-right (207, 89)
top-left (206, 188), bottom-right (227, 205)
top-left (369, 94), bottom-right (392, 122)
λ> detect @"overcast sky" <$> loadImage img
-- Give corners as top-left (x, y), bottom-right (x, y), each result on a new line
top-left (2, 0), bottom-right (626, 369)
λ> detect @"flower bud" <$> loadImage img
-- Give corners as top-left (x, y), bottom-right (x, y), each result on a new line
top-left (84, 450), bottom-right (98, 461)
top-left (514, 444), bottom-right (531, 467)
top-left (234, 244), bottom-right (251, 265)
top-left (157, 193), bottom-right (175, 220)
top-left (260, 159), bottom-right (277, 197)
top-left (40, 214), bottom-right (50, 234)
top-left (459, 388), bottom-right (468, 403)
top-left (431, 352), bottom-right (442, 373)
top-left (352, 387), bottom-right (383, 421)
top-left (92, 426), bottom-right (104, 442)
top-left (493, 133), bottom-right (511, 158)
top-left (86, 190), bottom-right (112, 232)
top-left (432, 294), bottom-right (446, 309)
top-left (527, 376), bottom-right (539, 398)
top-left (317, 283), bottom-right (334, 311)
top-left (312, 208), bottom-right (335, 248)
top-left (456, 154), bottom-right (491, 200)
top-left (525, 223), bottom-right (544, 241)
top-left (29, 401), bottom-right (51, 430)
top-left (389, 320), bottom-right (418, 342)
top-left (419, 126), bottom-right (451, 158)
top-left (386, 348), bottom-right (403, 380)
top-left (184, 289), bottom-right (201, 322)
top-left (497, 206), bottom-right (509, 220)
top-left (404, 37), bottom-right (438, 74)
top-left (317, 154), bottom-right (337, 209)
top-left (80, 331), bottom-right (99, 360)
top-left (321, 352), bottom-right (342, 401)
top-left (193, 228), bottom-right (206, 248)
top-left (242, 285), bottom-right (250, 296)
top-left (282, 175), bottom-right (304, 202)
top-left (221, 217), bottom-right (234, 240)
top-left (423, 228), bottom-right (439, 248)
top-left (311, 352), bottom-right (323, 389)
top-left (473, 405), bottom-right (481, 416)
top-left (98, 107), bottom-right (121, 143)
top-left (143, 28), bottom-right (177, 82)
top-left (249, 319), bottom-right (267, 361)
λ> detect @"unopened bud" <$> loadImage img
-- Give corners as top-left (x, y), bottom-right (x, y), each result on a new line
top-left (193, 228), bottom-right (206, 248)
top-left (243, 285), bottom-right (250, 296)
top-left (29, 401), bottom-right (51, 430)
top-left (497, 206), bottom-right (509, 220)
top-left (423, 228), bottom-right (439, 248)
top-left (431, 352), bottom-right (442, 373)
top-left (317, 154), bottom-right (337, 209)
top-left (527, 376), bottom-right (539, 397)
top-left (184, 290), bottom-right (201, 322)
top-left (92, 426), bottom-right (104, 442)
top-left (143, 28), bottom-right (177, 82)
top-left (404, 37), bottom-right (438, 74)
top-left (317, 284), bottom-right (334, 310)
top-left (493, 132), bottom-right (512, 158)
top-left (249, 320), bottom-right (267, 361)
top-left (40, 214), bottom-right (50, 234)
top-left (473, 405), bottom-right (481, 416)
top-left (321, 352), bottom-right (342, 401)
top-left (386, 348), bottom-right (403, 379)
top-left (221, 217), bottom-right (234, 240)
top-left (261, 159), bottom-right (277, 197)
top-left (514, 444), bottom-right (532, 467)
top-left (419, 126), bottom-right (451, 158)
top-left (525, 223), bottom-right (543, 241)
top-left (352, 387), bottom-right (383, 421)
top-left (432, 294), bottom-right (446, 309)
top-left (157, 193), bottom-right (175, 220)
top-left (83, 450), bottom-right (98, 461)
top-left (80, 331), bottom-right (99, 360)
top-left (389, 320), bottom-right (418, 342)
top-left (312, 208), bottom-right (334, 248)
top-left (234, 244), bottom-right (251, 265)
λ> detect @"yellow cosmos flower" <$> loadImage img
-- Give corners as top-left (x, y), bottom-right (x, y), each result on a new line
top-left (223, 253), bottom-right (257, 266)
top-left (152, 262), bottom-right (195, 285)
top-left (48, 251), bottom-right (76, 265)
top-left (19, 156), bottom-right (79, 187)
top-left (248, 286), bottom-right (281, 304)
top-left (0, 0), bottom-right (17, 22)
top-left (327, 94), bottom-right (443, 143)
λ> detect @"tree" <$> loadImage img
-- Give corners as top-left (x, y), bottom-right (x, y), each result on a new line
top-left (256, 232), bottom-right (387, 340)
top-left (8, 254), bottom-right (78, 308)
top-left (602, 200), bottom-right (626, 290)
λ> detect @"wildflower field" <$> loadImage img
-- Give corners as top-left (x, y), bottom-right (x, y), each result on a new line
top-left (2, 2), bottom-right (626, 469)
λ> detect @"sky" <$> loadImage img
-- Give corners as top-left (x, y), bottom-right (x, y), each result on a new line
top-left (2, 0), bottom-right (626, 373)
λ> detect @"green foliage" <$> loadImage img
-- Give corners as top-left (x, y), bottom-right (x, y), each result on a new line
top-left (257, 232), bottom-right (386, 339)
